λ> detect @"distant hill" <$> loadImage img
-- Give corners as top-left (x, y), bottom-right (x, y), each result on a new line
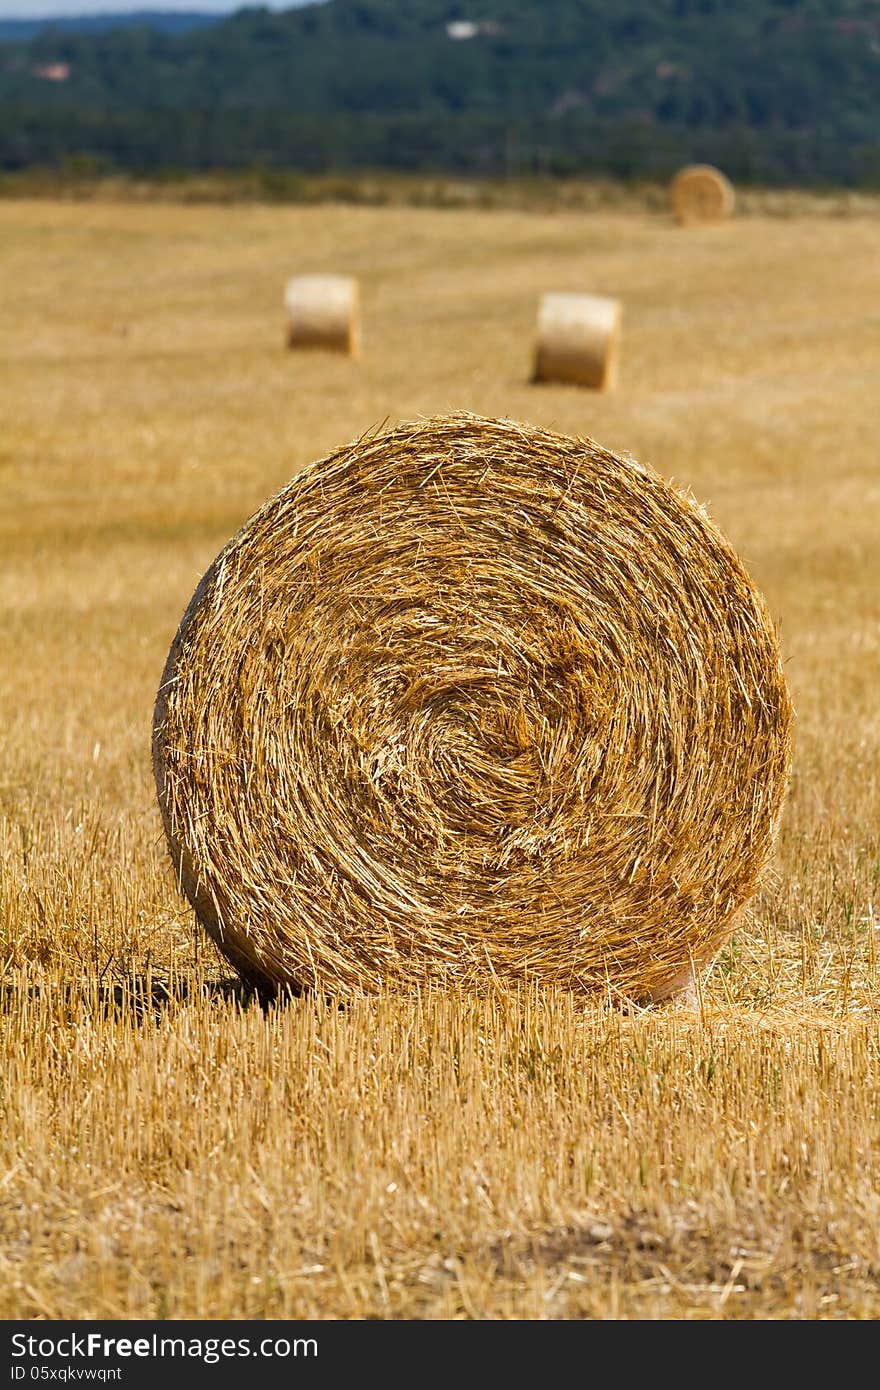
top-left (0, 13), bottom-right (224, 42)
top-left (1, 0), bottom-right (879, 188)
top-left (0, 1), bottom-right (323, 41)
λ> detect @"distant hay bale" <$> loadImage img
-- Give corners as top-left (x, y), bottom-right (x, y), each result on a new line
top-left (283, 274), bottom-right (360, 356)
top-left (152, 413), bottom-right (793, 1006)
top-left (532, 292), bottom-right (621, 390)
top-left (669, 164), bottom-right (736, 225)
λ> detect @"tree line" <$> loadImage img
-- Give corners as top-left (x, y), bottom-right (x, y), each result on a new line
top-left (1, 0), bottom-right (879, 187)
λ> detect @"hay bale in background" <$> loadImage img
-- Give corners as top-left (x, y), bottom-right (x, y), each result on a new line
top-left (152, 413), bottom-right (793, 1006)
top-left (669, 164), bottom-right (736, 225)
top-left (532, 292), bottom-right (621, 390)
top-left (283, 273), bottom-right (360, 356)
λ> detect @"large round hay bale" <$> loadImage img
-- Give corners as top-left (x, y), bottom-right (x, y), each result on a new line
top-left (532, 292), bottom-right (621, 390)
top-left (669, 164), bottom-right (736, 225)
top-left (283, 274), bottom-right (360, 356)
top-left (152, 413), bottom-right (793, 1005)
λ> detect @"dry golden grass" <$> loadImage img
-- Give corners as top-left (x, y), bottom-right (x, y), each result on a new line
top-left (1, 195), bottom-right (879, 1320)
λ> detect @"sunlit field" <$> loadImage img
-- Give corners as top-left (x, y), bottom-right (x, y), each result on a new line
top-left (1, 190), bottom-right (879, 1319)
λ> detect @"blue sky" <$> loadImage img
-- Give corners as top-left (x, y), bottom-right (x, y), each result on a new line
top-left (0, 0), bottom-right (315, 16)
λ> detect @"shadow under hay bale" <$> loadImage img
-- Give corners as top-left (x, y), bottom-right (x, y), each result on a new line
top-left (0, 973), bottom-right (253, 1023)
top-left (152, 413), bottom-right (793, 1007)
top-left (532, 292), bottom-right (621, 390)
top-left (669, 164), bottom-right (736, 226)
top-left (283, 273), bottom-right (361, 356)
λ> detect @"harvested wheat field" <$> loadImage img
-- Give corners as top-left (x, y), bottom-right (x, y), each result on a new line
top-left (1, 189), bottom-right (879, 1321)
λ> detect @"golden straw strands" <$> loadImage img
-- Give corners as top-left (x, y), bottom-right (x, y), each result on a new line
top-left (153, 413), bottom-right (793, 1005)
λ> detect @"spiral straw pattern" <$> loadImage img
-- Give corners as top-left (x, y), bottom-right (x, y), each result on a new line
top-left (669, 164), bottom-right (736, 225)
top-left (153, 413), bottom-right (793, 1003)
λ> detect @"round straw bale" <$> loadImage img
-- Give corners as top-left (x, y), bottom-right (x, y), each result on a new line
top-left (532, 292), bottom-right (621, 390)
top-left (283, 274), bottom-right (360, 356)
top-left (152, 413), bottom-right (793, 1006)
top-left (669, 164), bottom-right (736, 225)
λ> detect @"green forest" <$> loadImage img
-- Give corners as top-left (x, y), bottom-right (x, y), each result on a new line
top-left (2, 0), bottom-right (880, 187)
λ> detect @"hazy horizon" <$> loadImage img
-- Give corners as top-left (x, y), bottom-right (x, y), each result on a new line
top-left (0, 0), bottom-right (318, 17)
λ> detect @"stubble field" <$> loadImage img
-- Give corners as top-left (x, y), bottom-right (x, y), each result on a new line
top-left (1, 190), bottom-right (879, 1319)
